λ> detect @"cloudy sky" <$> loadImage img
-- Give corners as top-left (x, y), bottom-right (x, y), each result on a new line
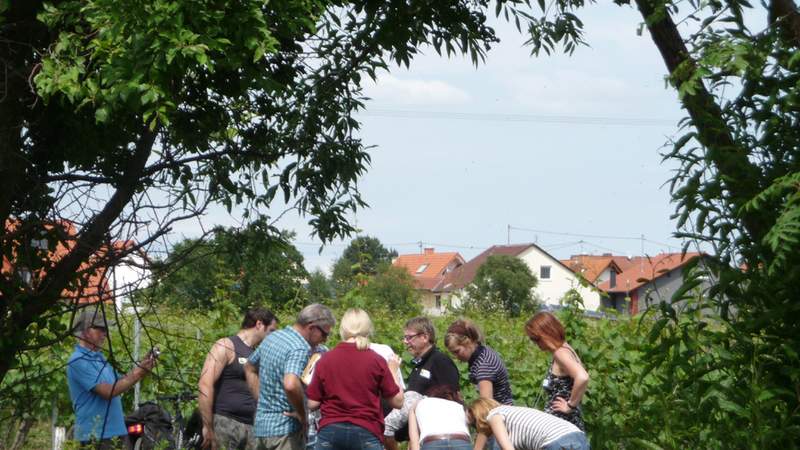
top-left (182, 3), bottom-right (702, 273)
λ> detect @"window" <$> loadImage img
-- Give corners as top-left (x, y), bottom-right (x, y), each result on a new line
top-left (609, 270), bottom-right (617, 289)
top-left (415, 264), bottom-right (429, 274)
top-left (540, 265), bottom-right (551, 280)
top-left (31, 238), bottom-right (48, 250)
top-left (435, 295), bottom-right (442, 309)
top-left (19, 268), bottom-right (33, 287)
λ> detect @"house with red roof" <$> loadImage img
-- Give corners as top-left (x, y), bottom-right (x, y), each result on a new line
top-left (2, 220), bottom-right (147, 307)
top-left (561, 254), bottom-right (624, 287)
top-left (442, 243), bottom-right (602, 311)
top-left (392, 248), bottom-right (465, 314)
top-left (596, 252), bottom-right (707, 314)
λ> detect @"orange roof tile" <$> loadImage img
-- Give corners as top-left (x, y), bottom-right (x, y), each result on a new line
top-left (597, 252), bottom-right (704, 293)
top-left (3, 219), bottom-right (115, 304)
top-left (393, 249), bottom-right (465, 292)
top-left (560, 255), bottom-right (622, 283)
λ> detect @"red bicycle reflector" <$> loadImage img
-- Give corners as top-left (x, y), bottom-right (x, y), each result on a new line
top-left (127, 423), bottom-right (143, 435)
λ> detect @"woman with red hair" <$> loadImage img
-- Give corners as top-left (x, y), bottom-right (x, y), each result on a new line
top-left (525, 312), bottom-right (589, 431)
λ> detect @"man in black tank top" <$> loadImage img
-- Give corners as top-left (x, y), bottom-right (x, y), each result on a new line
top-left (199, 308), bottom-right (278, 450)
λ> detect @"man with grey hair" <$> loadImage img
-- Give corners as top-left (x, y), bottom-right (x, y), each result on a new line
top-left (66, 305), bottom-right (157, 448)
top-left (245, 304), bottom-right (335, 450)
top-left (384, 316), bottom-right (459, 450)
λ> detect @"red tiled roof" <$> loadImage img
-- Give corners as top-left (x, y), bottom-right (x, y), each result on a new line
top-left (439, 243), bottom-right (572, 291)
top-left (393, 249), bottom-right (465, 292)
top-left (560, 255), bottom-right (622, 283)
top-left (597, 252), bottom-right (703, 293)
top-left (3, 219), bottom-right (115, 303)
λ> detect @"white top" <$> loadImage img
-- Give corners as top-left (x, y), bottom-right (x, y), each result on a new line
top-left (414, 397), bottom-right (470, 442)
top-left (487, 406), bottom-right (581, 450)
top-left (369, 343), bottom-right (405, 389)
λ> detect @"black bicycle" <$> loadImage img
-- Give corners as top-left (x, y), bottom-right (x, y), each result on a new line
top-left (126, 391), bottom-right (202, 450)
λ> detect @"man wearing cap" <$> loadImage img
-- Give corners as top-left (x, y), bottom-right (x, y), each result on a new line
top-left (67, 306), bottom-right (156, 449)
top-left (244, 303), bottom-right (336, 450)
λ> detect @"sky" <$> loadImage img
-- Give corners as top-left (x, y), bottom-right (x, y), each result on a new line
top-left (176, 3), bottom-right (700, 274)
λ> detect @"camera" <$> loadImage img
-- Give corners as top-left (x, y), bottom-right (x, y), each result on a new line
top-left (149, 346), bottom-right (161, 359)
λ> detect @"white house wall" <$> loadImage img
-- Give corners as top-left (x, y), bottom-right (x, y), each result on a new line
top-left (110, 254), bottom-right (152, 312)
top-left (517, 248), bottom-right (601, 310)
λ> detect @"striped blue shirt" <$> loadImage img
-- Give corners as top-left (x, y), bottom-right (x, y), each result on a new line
top-left (248, 326), bottom-right (311, 437)
top-left (468, 345), bottom-right (514, 405)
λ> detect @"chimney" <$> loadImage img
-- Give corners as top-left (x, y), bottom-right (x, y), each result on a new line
top-left (603, 253), bottom-right (612, 257)
top-left (424, 247), bottom-right (435, 255)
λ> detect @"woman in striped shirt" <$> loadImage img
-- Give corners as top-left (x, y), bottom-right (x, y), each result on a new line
top-left (468, 398), bottom-right (589, 450)
top-left (445, 319), bottom-right (513, 450)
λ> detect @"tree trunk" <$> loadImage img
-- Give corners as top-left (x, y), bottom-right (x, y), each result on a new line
top-left (632, 0), bottom-right (770, 243)
top-left (9, 418), bottom-right (33, 450)
top-left (0, 128), bottom-right (158, 386)
top-left (770, 0), bottom-right (800, 46)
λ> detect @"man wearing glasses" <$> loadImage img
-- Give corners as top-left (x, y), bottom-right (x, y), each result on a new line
top-left (384, 316), bottom-right (460, 450)
top-left (67, 306), bottom-right (157, 449)
top-left (245, 303), bottom-right (335, 450)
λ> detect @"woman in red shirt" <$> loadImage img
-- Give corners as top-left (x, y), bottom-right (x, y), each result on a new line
top-left (307, 308), bottom-right (404, 450)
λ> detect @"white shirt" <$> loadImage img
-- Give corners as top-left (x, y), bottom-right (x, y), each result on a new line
top-left (414, 397), bottom-right (469, 441)
top-left (369, 343), bottom-right (405, 389)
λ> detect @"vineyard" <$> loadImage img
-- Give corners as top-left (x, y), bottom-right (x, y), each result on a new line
top-left (4, 287), bottom-right (795, 449)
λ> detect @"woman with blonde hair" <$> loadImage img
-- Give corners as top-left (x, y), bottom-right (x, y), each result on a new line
top-left (307, 309), bottom-right (404, 449)
top-left (525, 312), bottom-right (589, 431)
top-left (468, 398), bottom-right (589, 450)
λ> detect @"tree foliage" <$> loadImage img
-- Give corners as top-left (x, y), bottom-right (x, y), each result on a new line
top-left (463, 254), bottom-right (540, 316)
top-left (0, 0), bottom-right (541, 386)
top-left (304, 269), bottom-right (335, 305)
top-left (153, 221), bottom-right (307, 311)
top-left (331, 236), bottom-right (398, 294)
top-left (510, 0), bottom-right (800, 444)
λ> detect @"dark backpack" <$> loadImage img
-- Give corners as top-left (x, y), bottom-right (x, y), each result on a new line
top-left (125, 402), bottom-right (176, 450)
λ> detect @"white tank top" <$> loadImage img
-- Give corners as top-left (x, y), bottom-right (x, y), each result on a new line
top-left (414, 397), bottom-right (470, 441)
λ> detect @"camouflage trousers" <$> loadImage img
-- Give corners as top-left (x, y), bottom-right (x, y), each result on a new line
top-left (214, 413), bottom-right (255, 450)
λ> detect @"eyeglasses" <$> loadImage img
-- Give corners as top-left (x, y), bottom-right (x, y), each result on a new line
top-left (402, 332), bottom-right (423, 342)
top-left (91, 326), bottom-right (108, 333)
top-left (313, 325), bottom-right (330, 339)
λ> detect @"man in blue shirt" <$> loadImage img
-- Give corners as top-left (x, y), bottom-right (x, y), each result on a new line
top-left (67, 306), bottom-right (156, 449)
top-left (244, 304), bottom-right (335, 450)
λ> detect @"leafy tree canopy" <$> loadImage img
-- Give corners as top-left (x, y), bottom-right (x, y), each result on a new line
top-left (464, 254), bottom-right (540, 317)
top-left (331, 236), bottom-right (398, 293)
top-left (304, 269), bottom-right (335, 304)
top-left (338, 264), bottom-right (422, 316)
top-left (0, 0), bottom-right (543, 385)
top-left (152, 221), bottom-right (307, 311)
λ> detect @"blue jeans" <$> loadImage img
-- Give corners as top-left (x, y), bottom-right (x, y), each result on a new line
top-left (315, 422), bottom-right (382, 450)
top-left (484, 436), bottom-right (501, 450)
top-left (421, 439), bottom-right (473, 450)
top-left (542, 432), bottom-right (590, 450)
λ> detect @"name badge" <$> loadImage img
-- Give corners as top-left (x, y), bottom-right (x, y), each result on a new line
top-left (420, 369), bottom-right (431, 379)
top-left (238, 357), bottom-right (248, 365)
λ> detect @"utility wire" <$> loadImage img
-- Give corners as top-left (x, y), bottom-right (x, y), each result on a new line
top-left (509, 225), bottom-right (647, 241)
top-left (358, 108), bottom-right (678, 127)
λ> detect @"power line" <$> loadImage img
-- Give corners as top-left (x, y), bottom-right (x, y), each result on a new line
top-left (509, 225), bottom-right (647, 241)
top-left (358, 108), bottom-right (678, 127)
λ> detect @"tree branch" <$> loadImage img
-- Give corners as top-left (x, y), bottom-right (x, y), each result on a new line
top-left (770, 0), bottom-right (800, 46)
top-left (633, 0), bottom-right (768, 243)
